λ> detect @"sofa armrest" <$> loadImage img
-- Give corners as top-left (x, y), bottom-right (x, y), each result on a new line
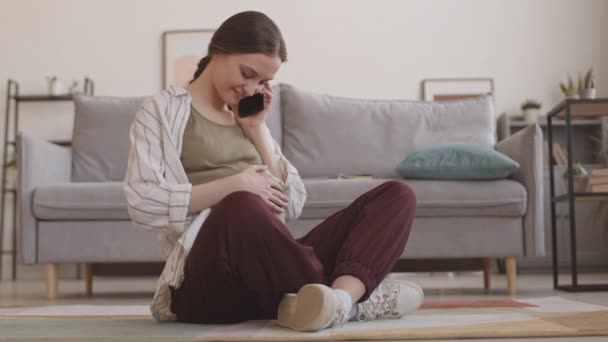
top-left (17, 132), bottom-right (72, 263)
top-left (496, 112), bottom-right (510, 142)
top-left (496, 124), bottom-right (544, 257)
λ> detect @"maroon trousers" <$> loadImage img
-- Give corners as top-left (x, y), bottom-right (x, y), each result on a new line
top-left (170, 181), bottom-right (416, 324)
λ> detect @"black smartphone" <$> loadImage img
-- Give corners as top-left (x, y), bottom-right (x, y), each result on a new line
top-left (238, 93), bottom-right (265, 117)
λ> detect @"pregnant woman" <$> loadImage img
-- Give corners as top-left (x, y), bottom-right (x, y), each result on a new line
top-left (124, 10), bottom-right (422, 332)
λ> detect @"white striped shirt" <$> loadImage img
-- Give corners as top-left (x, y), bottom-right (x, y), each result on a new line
top-left (123, 85), bottom-right (307, 321)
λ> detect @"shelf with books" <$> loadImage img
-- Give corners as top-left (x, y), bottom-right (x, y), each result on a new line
top-left (546, 98), bottom-right (608, 292)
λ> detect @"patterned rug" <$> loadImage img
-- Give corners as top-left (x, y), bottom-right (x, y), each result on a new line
top-left (1, 297), bottom-right (607, 341)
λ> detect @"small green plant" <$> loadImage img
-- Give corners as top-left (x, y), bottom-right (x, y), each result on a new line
top-left (565, 162), bottom-right (588, 177)
top-left (559, 75), bottom-right (578, 97)
top-left (521, 99), bottom-right (542, 111)
top-left (561, 68), bottom-right (596, 98)
top-left (581, 68), bottom-right (595, 89)
top-left (6, 157), bottom-right (16, 168)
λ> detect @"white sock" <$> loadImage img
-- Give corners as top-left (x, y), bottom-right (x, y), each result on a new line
top-left (332, 289), bottom-right (353, 319)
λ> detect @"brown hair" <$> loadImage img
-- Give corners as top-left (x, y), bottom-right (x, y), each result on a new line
top-left (190, 11), bottom-right (287, 83)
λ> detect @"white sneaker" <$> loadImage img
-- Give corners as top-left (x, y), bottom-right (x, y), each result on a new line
top-left (354, 280), bottom-right (424, 321)
top-left (277, 284), bottom-right (349, 332)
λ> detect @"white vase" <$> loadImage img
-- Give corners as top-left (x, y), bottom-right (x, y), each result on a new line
top-left (522, 108), bottom-right (540, 123)
top-left (579, 88), bottom-right (597, 99)
top-left (49, 79), bottom-right (64, 96)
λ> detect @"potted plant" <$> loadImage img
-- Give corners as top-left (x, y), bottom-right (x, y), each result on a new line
top-left (45, 76), bottom-right (64, 96)
top-left (563, 162), bottom-right (588, 192)
top-left (521, 99), bottom-right (542, 123)
top-left (559, 75), bottom-right (579, 99)
top-left (578, 68), bottom-right (596, 99)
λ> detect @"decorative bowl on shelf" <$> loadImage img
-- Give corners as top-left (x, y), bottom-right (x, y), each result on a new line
top-left (562, 174), bottom-right (588, 192)
top-left (573, 175), bottom-right (589, 192)
top-left (562, 163), bottom-right (589, 192)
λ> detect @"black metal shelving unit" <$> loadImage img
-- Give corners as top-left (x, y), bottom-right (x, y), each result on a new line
top-left (0, 78), bottom-right (94, 280)
top-left (547, 98), bottom-right (608, 292)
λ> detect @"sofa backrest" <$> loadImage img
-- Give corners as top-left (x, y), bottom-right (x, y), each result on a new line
top-left (72, 94), bottom-right (144, 182)
top-left (279, 84), bottom-right (496, 178)
top-left (70, 85), bottom-right (496, 182)
top-left (266, 84), bottom-right (283, 146)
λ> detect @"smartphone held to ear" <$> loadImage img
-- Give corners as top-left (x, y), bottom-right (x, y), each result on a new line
top-left (238, 93), bottom-right (265, 117)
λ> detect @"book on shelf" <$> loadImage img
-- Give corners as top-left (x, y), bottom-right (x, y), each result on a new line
top-left (588, 175), bottom-right (608, 186)
top-left (591, 168), bottom-right (608, 177)
top-left (590, 183), bottom-right (608, 193)
top-left (552, 143), bottom-right (569, 166)
top-left (587, 168), bottom-right (608, 192)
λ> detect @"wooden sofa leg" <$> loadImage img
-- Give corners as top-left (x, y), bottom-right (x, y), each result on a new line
top-left (84, 263), bottom-right (93, 297)
top-left (505, 257), bottom-right (517, 295)
top-left (45, 263), bottom-right (58, 300)
top-left (483, 257), bottom-right (492, 290)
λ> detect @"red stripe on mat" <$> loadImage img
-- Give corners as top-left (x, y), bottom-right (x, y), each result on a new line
top-left (421, 299), bottom-right (537, 309)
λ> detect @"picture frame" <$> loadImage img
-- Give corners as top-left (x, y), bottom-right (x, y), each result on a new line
top-left (421, 78), bottom-right (494, 101)
top-left (162, 29), bottom-right (215, 89)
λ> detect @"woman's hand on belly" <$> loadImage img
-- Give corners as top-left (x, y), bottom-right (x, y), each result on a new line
top-left (236, 164), bottom-right (289, 214)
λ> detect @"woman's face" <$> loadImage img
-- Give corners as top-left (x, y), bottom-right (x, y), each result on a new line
top-left (211, 53), bottom-right (281, 106)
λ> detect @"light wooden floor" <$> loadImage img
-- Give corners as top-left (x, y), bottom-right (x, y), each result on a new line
top-left (1, 271), bottom-right (608, 342)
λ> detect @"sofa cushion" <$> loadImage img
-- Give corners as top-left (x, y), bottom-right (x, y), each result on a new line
top-left (72, 95), bottom-right (144, 182)
top-left (33, 178), bottom-right (526, 222)
top-left (301, 178), bottom-right (526, 219)
top-left (33, 182), bottom-right (129, 220)
top-left (396, 144), bottom-right (520, 180)
top-left (280, 84), bottom-right (496, 178)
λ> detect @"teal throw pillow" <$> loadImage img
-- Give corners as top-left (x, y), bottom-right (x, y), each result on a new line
top-left (396, 144), bottom-right (519, 180)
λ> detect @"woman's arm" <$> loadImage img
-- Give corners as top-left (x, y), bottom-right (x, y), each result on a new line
top-left (256, 124), bottom-right (307, 221)
top-left (232, 83), bottom-right (304, 220)
top-left (245, 126), bottom-right (286, 181)
top-left (124, 97), bottom-right (192, 233)
top-left (236, 82), bottom-right (286, 182)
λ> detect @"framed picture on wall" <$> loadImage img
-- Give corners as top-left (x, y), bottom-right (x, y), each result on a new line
top-left (421, 78), bottom-right (494, 101)
top-left (162, 29), bottom-right (215, 89)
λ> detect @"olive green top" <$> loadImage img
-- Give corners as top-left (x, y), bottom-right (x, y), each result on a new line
top-left (181, 105), bottom-right (262, 185)
top-left (180, 105), bottom-right (286, 223)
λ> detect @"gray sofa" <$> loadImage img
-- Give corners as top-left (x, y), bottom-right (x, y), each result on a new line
top-left (17, 84), bottom-right (544, 299)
